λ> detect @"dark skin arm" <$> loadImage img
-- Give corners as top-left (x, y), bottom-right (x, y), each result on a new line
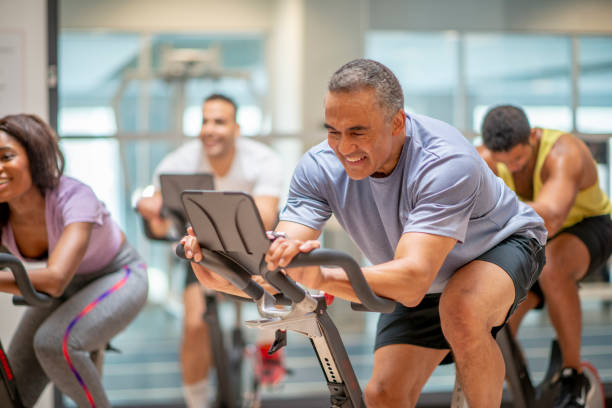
top-left (266, 221), bottom-right (457, 307)
top-left (528, 136), bottom-right (584, 236)
top-left (477, 136), bottom-right (585, 237)
top-left (0, 222), bottom-right (93, 297)
top-left (179, 226), bottom-right (246, 296)
top-left (180, 221), bottom-right (320, 298)
top-left (182, 217), bottom-right (456, 307)
top-left (180, 226), bottom-right (292, 299)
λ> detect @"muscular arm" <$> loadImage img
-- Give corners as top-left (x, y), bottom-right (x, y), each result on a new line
top-left (528, 140), bottom-right (583, 236)
top-left (269, 230), bottom-right (457, 307)
top-left (275, 220), bottom-right (321, 241)
top-left (0, 222), bottom-right (93, 297)
top-left (326, 232), bottom-right (456, 306)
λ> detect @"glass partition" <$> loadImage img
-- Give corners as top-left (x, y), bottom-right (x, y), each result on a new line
top-left (577, 36), bottom-right (612, 134)
top-left (366, 31), bottom-right (458, 125)
top-left (466, 33), bottom-right (572, 132)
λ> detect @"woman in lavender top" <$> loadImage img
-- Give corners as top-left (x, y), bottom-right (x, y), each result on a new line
top-left (0, 114), bottom-right (148, 408)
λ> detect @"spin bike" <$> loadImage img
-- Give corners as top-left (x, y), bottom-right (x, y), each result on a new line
top-left (0, 253), bottom-right (55, 407)
top-left (136, 174), bottom-right (261, 408)
top-left (176, 190), bottom-right (471, 408)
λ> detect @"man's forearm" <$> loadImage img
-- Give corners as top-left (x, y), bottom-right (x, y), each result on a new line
top-left (148, 217), bottom-right (173, 238)
top-left (320, 267), bottom-right (361, 303)
top-left (191, 264), bottom-right (250, 298)
top-left (363, 264), bottom-right (430, 307)
top-left (192, 264), bottom-right (284, 301)
top-left (321, 262), bottom-right (430, 307)
top-left (527, 201), bottom-right (565, 236)
top-left (0, 276), bottom-right (20, 296)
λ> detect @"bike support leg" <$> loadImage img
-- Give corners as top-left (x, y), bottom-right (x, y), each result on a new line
top-left (246, 308), bottom-right (364, 408)
top-left (496, 326), bottom-right (536, 408)
top-left (204, 294), bottom-right (237, 408)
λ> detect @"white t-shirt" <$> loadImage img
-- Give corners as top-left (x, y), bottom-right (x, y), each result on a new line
top-left (152, 137), bottom-right (283, 198)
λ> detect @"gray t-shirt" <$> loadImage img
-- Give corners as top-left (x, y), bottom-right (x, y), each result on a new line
top-left (279, 113), bottom-right (547, 293)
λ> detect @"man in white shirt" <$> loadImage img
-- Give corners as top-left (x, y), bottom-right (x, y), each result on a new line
top-left (137, 94), bottom-right (282, 408)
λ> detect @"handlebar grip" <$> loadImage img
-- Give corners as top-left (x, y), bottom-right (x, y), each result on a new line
top-left (242, 280), bottom-right (265, 300)
top-left (175, 243), bottom-right (265, 301)
top-left (12, 296), bottom-right (28, 306)
top-left (0, 253), bottom-right (54, 307)
top-left (288, 248), bottom-right (396, 313)
top-left (175, 243), bottom-right (187, 259)
top-left (263, 269), bottom-right (307, 304)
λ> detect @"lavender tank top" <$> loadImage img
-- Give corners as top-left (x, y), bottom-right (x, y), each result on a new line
top-left (1, 176), bottom-right (123, 274)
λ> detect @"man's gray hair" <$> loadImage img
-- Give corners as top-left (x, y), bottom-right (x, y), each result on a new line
top-left (328, 59), bottom-right (404, 119)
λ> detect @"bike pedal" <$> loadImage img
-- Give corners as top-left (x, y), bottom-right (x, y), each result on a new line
top-left (268, 330), bottom-right (287, 354)
top-left (105, 343), bottom-right (122, 353)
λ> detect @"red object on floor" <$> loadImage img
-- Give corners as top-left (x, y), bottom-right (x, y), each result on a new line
top-left (255, 342), bottom-right (287, 386)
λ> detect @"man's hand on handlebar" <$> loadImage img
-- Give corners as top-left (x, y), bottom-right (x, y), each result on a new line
top-left (265, 235), bottom-right (326, 290)
top-left (180, 227), bottom-right (236, 292)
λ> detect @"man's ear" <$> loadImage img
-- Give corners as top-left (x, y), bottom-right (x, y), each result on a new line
top-left (529, 128), bottom-right (538, 144)
top-left (391, 109), bottom-right (406, 135)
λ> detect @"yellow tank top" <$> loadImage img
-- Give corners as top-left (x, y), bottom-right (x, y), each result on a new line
top-left (496, 128), bottom-right (612, 229)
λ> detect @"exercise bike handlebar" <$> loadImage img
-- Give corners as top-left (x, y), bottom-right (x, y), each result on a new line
top-left (289, 248), bottom-right (396, 314)
top-left (175, 243), bottom-right (395, 314)
top-left (0, 253), bottom-right (54, 307)
top-left (175, 243), bottom-right (267, 301)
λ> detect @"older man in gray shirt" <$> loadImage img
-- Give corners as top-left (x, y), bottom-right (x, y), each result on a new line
top-left (184, 59), bottom-right (547, 407)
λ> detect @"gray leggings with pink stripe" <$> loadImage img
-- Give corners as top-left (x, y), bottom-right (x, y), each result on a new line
top-left (8, 242), bottom-right (148, 408)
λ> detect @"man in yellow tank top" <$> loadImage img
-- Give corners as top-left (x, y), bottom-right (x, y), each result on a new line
top-left (478, 105), bottom-right (612, 408)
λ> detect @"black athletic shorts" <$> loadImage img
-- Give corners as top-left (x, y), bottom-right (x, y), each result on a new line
top-left (374, 234), bottom-right (546, 358)
top-left (530, 214), bottom-right (612, 308)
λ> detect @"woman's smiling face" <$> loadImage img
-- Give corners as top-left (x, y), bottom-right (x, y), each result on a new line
top-left (0, 130), bottom-right (34, 203)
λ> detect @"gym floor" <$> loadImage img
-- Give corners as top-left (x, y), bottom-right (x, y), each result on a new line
top-left (61, 289), bottom-right (612, 407)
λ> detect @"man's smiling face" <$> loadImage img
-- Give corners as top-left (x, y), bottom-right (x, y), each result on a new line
top-left (325, 88), bottom-right (402, 180)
